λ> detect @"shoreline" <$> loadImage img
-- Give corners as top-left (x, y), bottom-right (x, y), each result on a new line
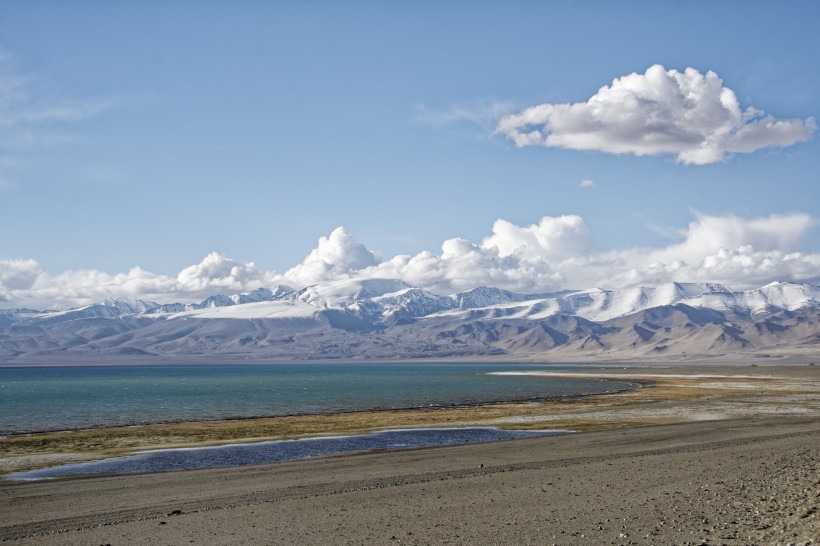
top-left (2, 364), bottom-right (819, 544)
top-left (3, 364), bottom-right (818, 477)
top-left (2, 416), bottom-right (818, 544)
top-left (0, 377), bottom-right (641, 438)
top-left (0, 381), bottom-right (645, 476)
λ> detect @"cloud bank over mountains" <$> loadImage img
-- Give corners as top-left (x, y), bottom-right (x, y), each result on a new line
top-left (2, 212), bottom-right (818, 310)
top-left (0, 59), bottom-right (815, 309)
top-left (496, 65), bottom-right (815, 164)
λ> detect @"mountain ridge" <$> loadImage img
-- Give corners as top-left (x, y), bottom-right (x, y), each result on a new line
top-left (1, 280), bottom-right (818, 363)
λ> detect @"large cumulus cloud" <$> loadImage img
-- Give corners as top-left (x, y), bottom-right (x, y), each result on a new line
top-left (177, 252), bottom-right (272, 292)
top-left (283, 227), bottom-right (380, 287)
top-left (1, 212), bottom-right (818, 309)
top-left (496, 64), bottom-right (815, 164)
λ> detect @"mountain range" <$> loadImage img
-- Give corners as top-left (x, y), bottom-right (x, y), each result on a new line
top-left (1, 279), bottom-right (819, 363)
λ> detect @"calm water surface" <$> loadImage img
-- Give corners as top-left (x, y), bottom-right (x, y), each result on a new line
top-left (8, 428), bottom-right (569, 480)
top-left (0, 363), bottom-right (632, 434)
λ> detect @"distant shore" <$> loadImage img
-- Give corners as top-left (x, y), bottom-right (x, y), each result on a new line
top-left (2, 349), bottom-right (819, 367)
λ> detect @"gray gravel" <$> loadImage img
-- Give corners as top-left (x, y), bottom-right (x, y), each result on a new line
top-left (2, 416), bottom-right (818, 545)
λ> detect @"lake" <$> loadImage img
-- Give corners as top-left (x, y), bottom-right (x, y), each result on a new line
top-left (0, 363), bottom-right (632, 434)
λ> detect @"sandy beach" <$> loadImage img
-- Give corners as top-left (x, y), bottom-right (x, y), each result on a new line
top-left (1, 364), bottom-right (819, 544)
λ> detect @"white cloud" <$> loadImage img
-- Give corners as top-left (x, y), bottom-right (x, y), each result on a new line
top-left (366, 212), bottom-right (820, 293)
top-left (0, 258), bottom-right (41, 288)
top-left (1, 212), bottom-right (818, 309)
top-left (0, 258), bottom-right (42, 301)
top-left (283, 227), bottom-right (380, 287)
top-left (579, 178), bottom-right (595, 188)
top-left (649, 212), bottom-right (814, 265)
top-left (0, 263), bottom-right (181, 309)
top-left (176, 252), bottom-right (271, 292)
top-left (0, 254), bottom-right (273, 309)
top-left (26, 267), bottom-right (180, 309)
top-left (496, 64), bottom-right (815, 165)
top-left (481, 215), bottom-right (593, 260)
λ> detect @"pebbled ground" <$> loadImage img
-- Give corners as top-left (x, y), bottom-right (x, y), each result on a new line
top-left (1, 416), bottom-right (818, 545)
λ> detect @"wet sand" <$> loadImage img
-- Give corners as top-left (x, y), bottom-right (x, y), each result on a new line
top-left (1, 365), bottom-right (819, 544)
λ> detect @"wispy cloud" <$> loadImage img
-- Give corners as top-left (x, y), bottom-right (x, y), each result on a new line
top-left (579, 178), bottom-right (595, 188)
top-left (414, 99), bottom-right (516, 129)
top-left (496, 64), bottom-right (815, 165)
top-left (0, 49), bottom-right (116, 188)
top-left (7, 97), bottom-right (117, 126)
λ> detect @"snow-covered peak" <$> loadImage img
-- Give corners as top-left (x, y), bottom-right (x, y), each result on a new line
top-left (153, 285), bottom-right (298, 313)
top-left (551, 282), bottom-right (731, 321)
top-left (371, 287), bottom-right (451, 322)
top-left (270, 285), bottom-right (295, 298)
top-left (101, 298), bottom-right (161, 314)
top-left (0, 307), bottom-right (42, 316)
top-left (5, 280), bottom-right (817, 328)
top-left (170, 300), bottom-right (322, 320)
top-left (230, 285), bottom-right (294, 305)
top-left (448, 286), bottom-right (535, 309)
top-left (194, 294), bottom-right (234, 309)
top-left (289, 278), bottom-right (416, 309)
top-left (38, 298), bottom-right (160, 321)
top-left (662, 282), bottom-right (730, 298)
top-left (756, 281), bottom-right (820, 309)
top-left (683, 282), bottom-right (820, 318)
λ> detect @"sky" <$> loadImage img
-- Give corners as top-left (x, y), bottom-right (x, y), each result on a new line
top-left (0, 1), bottom-right (818, 309)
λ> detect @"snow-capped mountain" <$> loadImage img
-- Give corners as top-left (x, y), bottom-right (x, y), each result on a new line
top-left (230, 286), bottom-right (294, 305)
top-left (554, 282), bottom-right (731, 321)
top-left (684, 281), bottom-right (820, 319)
top-left (287, 278), bottom-right (414, 309)
top-left (1, 280), bottom-right (818, 362)
top-left (34, 299), bottom-right (162, 322)
top-left (427, 282), bottom-right (736, 322)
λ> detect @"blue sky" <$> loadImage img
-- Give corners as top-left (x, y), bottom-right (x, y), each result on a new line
top-left (1, 1), bottom-right (818, 308)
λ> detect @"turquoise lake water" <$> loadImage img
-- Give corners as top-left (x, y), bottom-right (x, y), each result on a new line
top-left (0, 363), bottom-right (633, 434)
